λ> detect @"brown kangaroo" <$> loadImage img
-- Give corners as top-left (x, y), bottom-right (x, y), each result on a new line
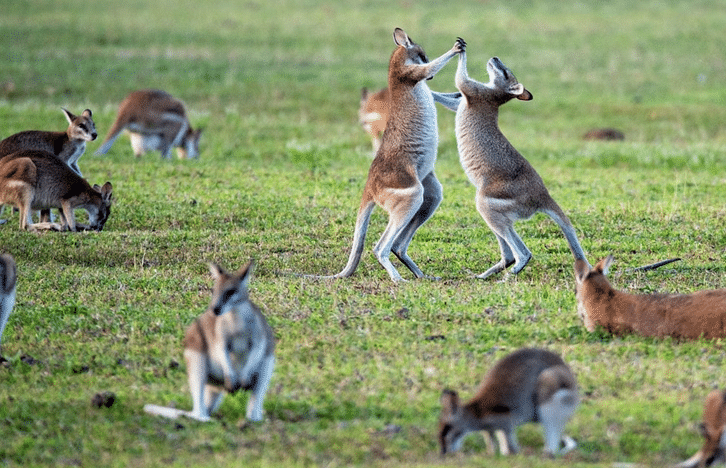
top-left (318, 29), bottom-right (464, 282)
top-left (574, 255), bottom-right (726, 339)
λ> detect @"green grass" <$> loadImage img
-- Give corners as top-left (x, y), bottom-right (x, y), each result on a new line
top-left (1, 0), bottom-right (726, 466)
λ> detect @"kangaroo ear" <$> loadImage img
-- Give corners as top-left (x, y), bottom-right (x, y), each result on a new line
top-left (574, 259), bottom-right (591, 283)
top-left (517, 88), bottom-right (533, 101)
top-left (510, 83), bottom-right (533, 101)
top-left (237, 259), bottom-right (255, 285)
top-left (393, 28), bottom-right (413, 48)
top-left (596, 255), bottom-right (614, 275)
top-left (209, 263), bottom-right (226, 281)
top-left (61, 107), bottom-right (75, 124)
top-left (82, 109), bottom-right (93, 118)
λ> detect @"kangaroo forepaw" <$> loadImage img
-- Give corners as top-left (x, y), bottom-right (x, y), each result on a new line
top-left (455, 37), bottom-right (466, 53)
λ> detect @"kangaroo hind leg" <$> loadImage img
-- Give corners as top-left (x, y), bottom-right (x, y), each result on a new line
top-left (391, 172), bottom-right (442, 279)
top-left (372, 183), bottom-right (425, 282)
top-left (246, 355), bottom-right (275, 421)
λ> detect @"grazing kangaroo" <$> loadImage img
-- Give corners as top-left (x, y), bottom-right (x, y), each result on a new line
top-left (453, 50), bottom-right (588, 279)
top-left (0, 254), bottom-right (17, 362)
top-left (0, 108), bottom-right (97, 176)
top-left (574, 255), bottom-right (726, 339)
top-left (320, 29), bottom-right (464, 282)
top-left (359, 86), bottom-right (462, 152)
top-left (438, 348), bottom-right (579, 457)
top-left (0, 108), bottom-right (97, 223)
top-left (676, 389), bottom-right (726, 468)
top-left (96, 89), bottom-right (202, 159)
top-left (0, 150), bottom-right (113, 232)
top-left (144, 261), bottom-right (275, 422)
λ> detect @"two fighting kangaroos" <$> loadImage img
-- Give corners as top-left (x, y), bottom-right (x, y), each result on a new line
top-left (320, 30), bottom-right (587, 281)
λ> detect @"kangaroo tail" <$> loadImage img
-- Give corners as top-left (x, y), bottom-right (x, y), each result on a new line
top-left (143, 404), bottom-right (190, 419)
top-left (543, 206), bottom-right (588, 264)
top-left (331, 198), bottom-right (376, 278)
top-left (95, 119), bottom-right (127, 155)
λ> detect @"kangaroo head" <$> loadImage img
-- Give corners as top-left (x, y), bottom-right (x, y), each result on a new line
top-left (697, 390), bottom-right (726, 467)
top-left (62, 108), bottom-right (98, 142)
top-left (486, 57), bottom-right (533, 102)
top-left (88, 182), bottom-right (113, 231)
top-left (178, 127), bottom-right (202, 159)
top-left (392, 27), bottom-right (431, 70)
top-left (574, 255), bottom-right (613, 331)
top-left (438, 389), bottom-right (473, 455)
top-left (209, 260), bottom-right (253, 316)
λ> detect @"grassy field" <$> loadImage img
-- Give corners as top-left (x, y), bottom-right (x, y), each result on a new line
top-left (1, 0), bottom-right (726, 467)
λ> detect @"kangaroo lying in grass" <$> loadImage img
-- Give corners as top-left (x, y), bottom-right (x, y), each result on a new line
top-left (574, 255), bottom-right (726, 339)
top-left (145, 261), bottom-right (275, 422)
top-left (676, 389), bottom-right (726, 468)
top-left (438, 348), bottom-right (579, 457)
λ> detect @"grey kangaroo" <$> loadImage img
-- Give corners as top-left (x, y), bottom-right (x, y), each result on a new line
top-left (453, 48), bottom-right (588, 279)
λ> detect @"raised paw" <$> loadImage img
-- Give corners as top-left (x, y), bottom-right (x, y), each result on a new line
top-left (454, 37), bottom-right (467, 53)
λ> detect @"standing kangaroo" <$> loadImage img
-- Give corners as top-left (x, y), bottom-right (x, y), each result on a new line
top-left (453, 50), bottom-right (588, 279)
top-left (0, 150), bottom-right (113, 232)
top-left (0, 108), bottom-right (97, 176)
top-left (0, 254), bottom-right (17, 362)
top-left (144, 261), bottom-right (275, 422)
top-left (574, 255), bottom-right (726, 339)
top-left (676, 389), bottom-right (726, 468)
top-left (320, 29), bottom-right (464, 282)
top-left (96, 89), bottom-right (202, 159)
top-left (438, 348), bottom-right (579, 457)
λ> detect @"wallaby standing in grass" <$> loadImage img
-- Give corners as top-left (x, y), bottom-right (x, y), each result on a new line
top-left (0, 254), bottom-right (16, 362)
top-left (574, 255), bottom-right (726, 339)
top-left (96, 89), bottom-right (202, 159)
top-left (144, 261), bottom-right (275, 422)
top-left (0, 150), bottom-right (113, 232)
top-left (320, 29), bottom-right (465, 282)
top-left (0, 108), bottom-right (97, 176)
top-left (438, 348), bottom-right (579, 457)
top-left (359, 86), bottom-right (463, 153)
top-left (676, 389), bottom-right (726, 468)
top-left (453, 50), bottom-right (588, 279)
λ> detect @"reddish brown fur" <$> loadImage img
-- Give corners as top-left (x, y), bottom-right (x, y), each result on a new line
top-left (359, 87), bottom-right (389, 151)
top-left (574, 256), bottom-right (726, 339)
top-left (677, 390), bottom-right (726, 468)
top-left (323, 29), bottom-right (464, 281)
top-left (97, 89), bottom-right (201, 159)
